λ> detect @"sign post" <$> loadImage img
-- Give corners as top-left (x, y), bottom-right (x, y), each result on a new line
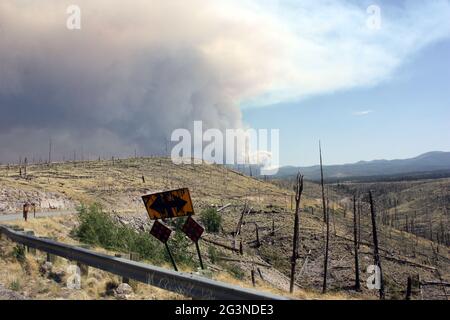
top-left (181, 216), bottom-right (205, 270)
top-left (142, 188), bottom-right (198, 271)
top-left (150, 220), bottom-right (178, 271)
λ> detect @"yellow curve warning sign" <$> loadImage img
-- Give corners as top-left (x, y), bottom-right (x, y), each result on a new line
top-left (142, 188), bottom-right (194, 220)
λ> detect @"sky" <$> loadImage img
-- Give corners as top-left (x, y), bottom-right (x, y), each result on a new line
top-left (243, 38), bottom-right (450, 166)
top-left (0, 0), bottom-right (449, 166)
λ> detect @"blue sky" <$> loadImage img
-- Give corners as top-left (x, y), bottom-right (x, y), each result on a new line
top-left (242, 2), bottom-right (450, 166)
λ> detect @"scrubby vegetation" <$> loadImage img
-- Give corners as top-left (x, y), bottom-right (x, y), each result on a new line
top-left (200, 208), bottom-right (222, 233)
top-left (11, 245), bottom-right (26, 263)
top-left (74, 204), bottom-right (194, 266)
top-left (9, 279), bottom-right (21, 291)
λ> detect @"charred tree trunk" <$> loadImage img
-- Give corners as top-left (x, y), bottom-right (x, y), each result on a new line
top-left (322, 195), bottom-right (330, 294)
top-left (353, 195), bottom-right (361, 291)
top-left (48, 137), bottom-right (52, 165)
top-left (369, 191), bottom-right (385, 300)
top-left (24, 157), bottom-right (27, 177)
top-left (405, 276), bottom-right (412, 300)
top-left (319, 141), bottom-right (327, 223)
top-left (290, 173), bottom-right (304, 293)
top-left (357, 200), bottom-right (362, 248)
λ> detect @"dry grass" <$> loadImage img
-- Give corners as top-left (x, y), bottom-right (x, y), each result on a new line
top-left (0, 158), bottom-right (296, 214)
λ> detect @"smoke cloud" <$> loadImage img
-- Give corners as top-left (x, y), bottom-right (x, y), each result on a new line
top-left (1, 0), bottom-right (449, 162)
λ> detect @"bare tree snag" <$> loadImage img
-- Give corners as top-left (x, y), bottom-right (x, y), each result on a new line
top-left (357, 200), bottom-right (362, 248)
top-left (369, 191), bottom-right (385, 300)
top-left (251, 269), bottom-right (256, 287)
top-left (319, 141), bottom-right (327, 223)
top-left (235, 203), bottom-right (248, 237)
top-left (24, 157), bottom-right (27, 177)
top-left (353, 195), bottom-right (361, 291)
top-left (405, 276), bottom-right (412, 300)
top-left (322, 195), bottom-right (330, 294)
top-left (290, 172), bottom-right (304, 293)
top-left (48, 137), bottom-right (52, 165)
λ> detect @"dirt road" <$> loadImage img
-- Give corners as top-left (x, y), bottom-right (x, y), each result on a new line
top-left (0, 210), bottom-right (77, 222)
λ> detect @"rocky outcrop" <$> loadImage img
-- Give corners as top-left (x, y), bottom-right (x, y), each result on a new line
top-left (113, 214), bottom-right (152, 232)
top-left (0, 186), bottom-right (76, 214)
top-left (114, 283), bottom-right (134, 299)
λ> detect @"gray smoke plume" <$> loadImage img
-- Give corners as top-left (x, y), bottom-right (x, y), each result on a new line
top-left (1, 0), bottom-right (450, 163)
top-left (0, 0), bottom-right (245, 162)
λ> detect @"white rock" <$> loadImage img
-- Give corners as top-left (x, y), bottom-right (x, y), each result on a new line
top-left (115, 283), bottom-right (133, 295)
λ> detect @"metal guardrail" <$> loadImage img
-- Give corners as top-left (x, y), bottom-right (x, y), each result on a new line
top-left (0, 225), bottom-right (287, 300)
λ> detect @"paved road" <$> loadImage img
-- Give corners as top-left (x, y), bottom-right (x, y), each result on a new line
top-left (0, 210), bottom-right (77, 222)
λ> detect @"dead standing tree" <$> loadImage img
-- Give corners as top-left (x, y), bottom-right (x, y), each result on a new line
top-left (235, 203), bottom-right (248, 237)
top-left (357, 200), bottom-right (362, 248)
top-left (369, 191), bottom-right (385, 300)
top-left (290, 172), bottom-right (304, 293)
top-left (322, 193), bottom-right (330, 294)
top-left (353, 195), bottom-right (361, 291)
top-left (319, 141), bottom-right (330, 294)
top-left (23, 157), bottom-right (27, 177)
top-left (319, 141), bottom-right (327, 223)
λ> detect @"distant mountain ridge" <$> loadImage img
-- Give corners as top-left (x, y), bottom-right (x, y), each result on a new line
top-left (273, 151), bottom-right (450, 180)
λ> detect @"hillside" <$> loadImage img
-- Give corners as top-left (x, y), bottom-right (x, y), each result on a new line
top-left (0, 157), bottom-right (449, 300)
top-left (271, 151), bottom-right (450, 180)
top-left (0, 157), bottom-right (295, 214)
top-left (334, 178), bottom-right (450, 245)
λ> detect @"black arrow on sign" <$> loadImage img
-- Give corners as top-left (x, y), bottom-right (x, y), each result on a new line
top-left (150, 194), bottom-right (187, 217)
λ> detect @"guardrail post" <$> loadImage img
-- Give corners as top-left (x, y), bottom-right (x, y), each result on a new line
top-left (47, 252), bottom-right (56, 263)
top-left (24, 230), bottom-right (36, 255)
top-left (41, 237), bottom-right (58, 263)
top-left (77, 261), bottom-right (89, 276)
top-left (13, 228), bottom-right (27, 254)
top-left (115, 253), bottom-right (131, 283)
top-left (129, 252), bottom-right (140, 289)
top-left (76, 244), bottom-right (91, 276)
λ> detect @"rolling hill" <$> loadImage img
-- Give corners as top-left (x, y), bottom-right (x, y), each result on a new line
top-left (273, 151), bottom-right (450, 181)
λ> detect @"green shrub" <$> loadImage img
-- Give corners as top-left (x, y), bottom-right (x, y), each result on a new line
top-left (227, 264), bottom-right (245, 280)
top-left (207, 246), bottom-right (219, 264)
top-left (200, 208), bottom-right (222, 233)
top-left (12, 245), bottom-right (26, 263)
top-left (74, 204), bottom-right (196, 267)
top-left (167, 230), bottom-right (194, 266)
top-left (9, 279), bottom-right (21, 291)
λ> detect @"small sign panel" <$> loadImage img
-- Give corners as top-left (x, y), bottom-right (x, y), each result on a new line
top-left (142, 188), bottom-right (194, 220)
top-left (150, 220), bottom-right (172, 243)
top-left (181, 216), bottom-right (204, 243)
